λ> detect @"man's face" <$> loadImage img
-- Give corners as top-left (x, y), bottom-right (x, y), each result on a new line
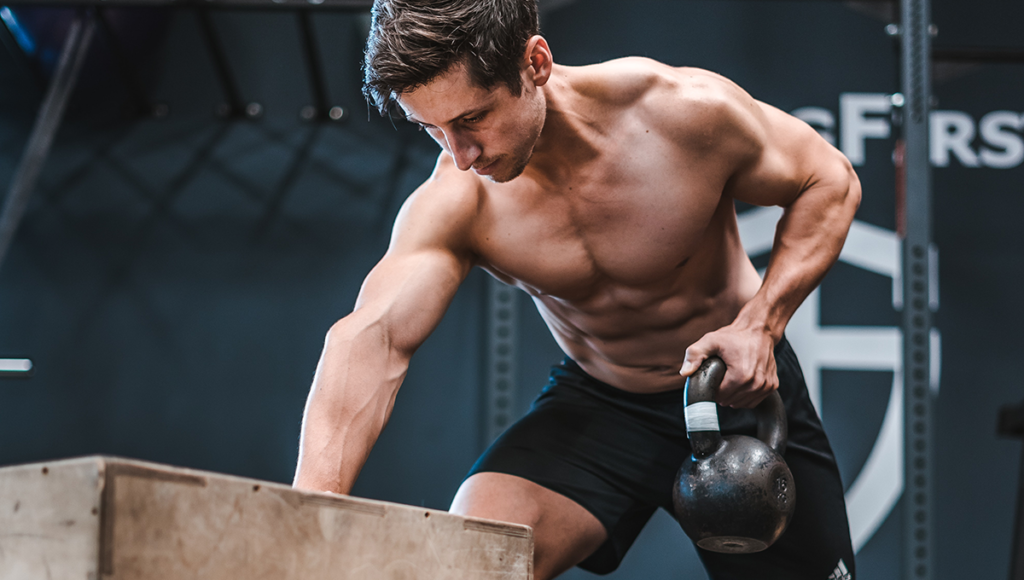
top-left (397, 63), bottom-right (546, 183)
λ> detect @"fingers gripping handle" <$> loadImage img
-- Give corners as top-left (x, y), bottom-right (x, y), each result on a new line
top-left (684, 357), bottom-right (726, 458)
top-left (682, 356), bottom-right (788, 458)
top-left (683, 356), bottom-right (727, 407)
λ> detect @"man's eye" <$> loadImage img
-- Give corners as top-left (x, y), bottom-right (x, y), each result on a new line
top-left (463, 115), bottom-right (482, 123)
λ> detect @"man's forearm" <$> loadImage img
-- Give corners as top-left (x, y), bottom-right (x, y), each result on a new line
top-left (292, 315), bottom-right (410, 495)
top-left (735, 163), bottom-right (862, 340)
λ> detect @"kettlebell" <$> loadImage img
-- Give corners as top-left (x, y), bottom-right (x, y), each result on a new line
top-left (672, 356), bottom-right (796, 554)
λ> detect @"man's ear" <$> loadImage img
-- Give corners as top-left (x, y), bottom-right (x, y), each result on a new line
top-left (523, 35), bottom-right (553, 87)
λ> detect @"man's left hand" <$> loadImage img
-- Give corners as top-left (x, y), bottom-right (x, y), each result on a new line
top-left (679, 325), bottom-right (778, 408)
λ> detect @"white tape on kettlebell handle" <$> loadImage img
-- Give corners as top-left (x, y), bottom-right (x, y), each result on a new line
top-left (684, 402), bottom-right (720, 432)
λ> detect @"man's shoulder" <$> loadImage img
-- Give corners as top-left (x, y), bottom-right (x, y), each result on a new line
top-left (574, 57), bottom-right (746, 111)
top-left (419, 152), bottom-right (484, 196)
top-left (608, 60), bottom-right (763, 152)
top-left (394, 153), bottom-right (484, 247)
top-left (568, 58), bottom-right (770, 173)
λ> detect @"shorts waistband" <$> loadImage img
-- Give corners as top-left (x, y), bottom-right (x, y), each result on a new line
top-left (551, 358), bottom-right (685, 405)
top-left (552, 335), bottom-right (794, 406)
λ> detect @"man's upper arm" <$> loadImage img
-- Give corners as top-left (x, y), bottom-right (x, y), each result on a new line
top-left (349, 166), bottom-right (478, 357)
top-left (721, 97), bottom-right (857, 208)
top-left (663, 71), bottom-right (856, 207)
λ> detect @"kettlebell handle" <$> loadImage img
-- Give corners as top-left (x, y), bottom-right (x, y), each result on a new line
top-left (683, 356), bottom-right (788, 458)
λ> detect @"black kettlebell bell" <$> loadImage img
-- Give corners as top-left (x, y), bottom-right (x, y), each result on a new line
top-left (672, 356), bottom-right (796, 553)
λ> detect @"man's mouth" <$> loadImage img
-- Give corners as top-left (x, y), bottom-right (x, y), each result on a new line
top-left (473, 159), bottom-right (498, 175)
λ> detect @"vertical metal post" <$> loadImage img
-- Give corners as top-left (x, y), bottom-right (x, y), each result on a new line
top-left (297, 11), bottom-right (330, 120)
top-left (899, 0), bottom-right (933, 577)
top-left (96, 7), bottom-right (156, 117)
top-left (195, 8), bottom-right (246, 118)
top-left (0, 10), bottom-right (96, 274)
top-left (484, 278), bottom-right (518, 448)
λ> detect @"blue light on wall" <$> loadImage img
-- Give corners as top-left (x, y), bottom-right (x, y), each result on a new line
top-left (0, 7), bottom-right (36, 56)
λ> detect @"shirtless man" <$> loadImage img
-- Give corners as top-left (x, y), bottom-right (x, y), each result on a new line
top-left (293, 0), bottom-right (861, 578)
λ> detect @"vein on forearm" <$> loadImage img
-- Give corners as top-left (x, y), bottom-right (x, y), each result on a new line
top-left (744, 165), bottom-right (860, 338)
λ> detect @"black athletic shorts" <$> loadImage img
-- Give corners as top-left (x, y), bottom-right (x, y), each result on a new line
top-left (467, 337), bottom-right (855, 579)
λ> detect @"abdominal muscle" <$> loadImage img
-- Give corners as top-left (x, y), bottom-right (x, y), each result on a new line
top-left (523, 237), bottom-right (763, 394)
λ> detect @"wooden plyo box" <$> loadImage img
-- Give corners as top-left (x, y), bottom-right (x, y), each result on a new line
top-left (0, 456), bottom-right (533, 580)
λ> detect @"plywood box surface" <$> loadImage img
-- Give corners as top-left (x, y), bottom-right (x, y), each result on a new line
top-left (0, 456), bottom-right (533, 579)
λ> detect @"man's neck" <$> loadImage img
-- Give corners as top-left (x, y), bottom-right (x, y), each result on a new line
top-left (525, 64), bottom-right (603, 184)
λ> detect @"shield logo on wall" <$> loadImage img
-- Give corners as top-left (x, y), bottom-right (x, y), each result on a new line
top-left (739, 206), bottom-right (940, 553)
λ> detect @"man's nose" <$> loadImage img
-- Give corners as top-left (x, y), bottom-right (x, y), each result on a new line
top-left (445, 132), bottom-right (482, 171)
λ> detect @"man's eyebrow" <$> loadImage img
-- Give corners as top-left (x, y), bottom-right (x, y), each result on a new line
top-left (405, 107), bottom-right (488, 126)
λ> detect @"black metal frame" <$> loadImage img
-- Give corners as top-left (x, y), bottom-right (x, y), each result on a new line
top-left (0, 1), bottom-right (364, 273)
top-left (898, 1), bottom-right (934, 578)
top-left (297, 11), bottom-right (334, 121)
top-left (933, 47), bottom-right (1024, 64)
top-left (95, 6), bottom-right (160, 116)
top-left (195, 8), bottom-right (247, 118)
top-left (193, 7), bottom-right (346, 120)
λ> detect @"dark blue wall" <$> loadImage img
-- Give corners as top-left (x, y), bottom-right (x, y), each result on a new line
top-left (0, 2), bottom-right (1020, 579)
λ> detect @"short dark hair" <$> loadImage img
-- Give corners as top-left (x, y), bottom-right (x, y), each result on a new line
top-left (363, 0), bottom-right (540, 116)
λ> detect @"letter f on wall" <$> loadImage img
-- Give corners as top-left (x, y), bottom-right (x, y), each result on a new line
top-left (841, 93), bottom-right (892, 166)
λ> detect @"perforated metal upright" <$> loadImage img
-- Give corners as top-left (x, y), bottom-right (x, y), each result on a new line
top-left (898, 0), bottom-right (934, 577)
top-left (484, 278), bottom-right (519, 447)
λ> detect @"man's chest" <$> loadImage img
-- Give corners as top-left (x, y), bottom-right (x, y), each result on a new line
top-left (473, 150), bottom-right (729, 300)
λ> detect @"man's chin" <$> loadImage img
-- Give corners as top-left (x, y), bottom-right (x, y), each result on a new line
top-left (485, 171), bottom-right (518, 184)
top-left (483, 157), bottom-right (530, 184)
top-left (475, 165), bottom-right (513, 184)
